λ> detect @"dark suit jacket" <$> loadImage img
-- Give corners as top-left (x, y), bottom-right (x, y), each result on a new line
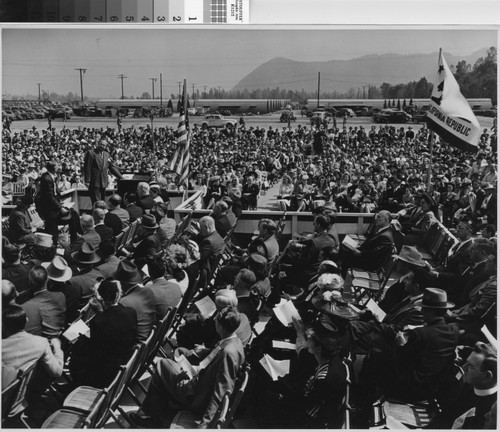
top-left (126, 203), bottom-right (143, 222)
top-left (95, 223), bottom-right (114, 243)
top-left (137, 194), bottom-right (156, 212)
top-left (119, 284), bottom-right (157, 342)
top-left (437, 239), bottom-right (474, 286)
top-left (36, 172), bottom-right (61, 218)
top-left (3, 262), bottom-right (35, 298)
top-left (8, 209), bottom-right (33, 243)
top-left (198, 230), bottom-right (225, 274)
top-left (71, 304), bottom-right (137, 388)
top-left (104, 212), bottom-right (123, 236)
top-left (132, 231), bottom-right (162, 268)
top-left (214, 214), bottom-right (232, 238)
top-left (22, 289), bottom-right (66, 338)
top-left (83, 149), bottom-right (121, 188)
top-left (383, 295), bottom-right (423, 329)
top-left (395, 317), bottom-right (459, 399)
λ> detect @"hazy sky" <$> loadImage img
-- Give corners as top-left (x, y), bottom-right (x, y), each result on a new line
top-left (2, 28), bottom-right (497, 99)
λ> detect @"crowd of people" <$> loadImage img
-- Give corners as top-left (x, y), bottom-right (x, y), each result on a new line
top-left (1, 118), bottom-right (497, 429)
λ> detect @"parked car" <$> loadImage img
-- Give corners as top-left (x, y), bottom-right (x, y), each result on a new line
top-left (199, 114), bottom-right (238, 129)
top-left (373, 109), bottom-right (412, 123)
top-left (3, 110), bottom-right (16, 120)
top-left (48, 108), bottom-right (71, 120)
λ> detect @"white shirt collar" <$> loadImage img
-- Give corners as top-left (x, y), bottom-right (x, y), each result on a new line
top-left (474, 385), bottom-right (497, 396)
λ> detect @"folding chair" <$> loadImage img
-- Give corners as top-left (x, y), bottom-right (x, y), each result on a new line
top-left (170, 391), bottom-right (231, 429)
top-left (2, 361), bottom-right (39, 427)
top-left (2, 375), bottom-right (22, 427)
top-left (350, 252), bottom-right (398, 304)
top-left (221, 363), bottom-right (251, 428)
top-left (56, 345), bottom-right (140, 428)
top-left (41, 392), bottom-right (106, 429)
top-left (27, 205), bottom-right (44, 230)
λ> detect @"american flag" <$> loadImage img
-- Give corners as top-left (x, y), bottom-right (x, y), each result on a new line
top-left (169, 79), bottom-right (190, 187)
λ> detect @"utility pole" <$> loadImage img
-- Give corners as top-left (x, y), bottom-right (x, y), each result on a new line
top-left (363, 85), bottom-right (366, 99)
top-left (117, 74), bottom-right (127, 99)
top-left (75, 68), bottom-right (86, 102)
top-left (37, 83), bottom-right (41, 101)
top-left (317, 72), bottom-right (320, 108)
top-left (160, 74), bottom-right (163, 108)
top-left (177, 81), bottom-right (182, 99)
top-left (149, 77), bottom-right (157, 99)
top-left (192, 83), bottom-right (196, 99)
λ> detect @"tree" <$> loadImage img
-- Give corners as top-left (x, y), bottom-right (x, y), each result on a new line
top-left (403, 99), bottom-right (407, 108)
top-left (383, 100), bottom-right (387, 109)
top-left (141, 92), bottom-right (151, 99)
top-left (397, 99), bottom-right (401, 109)
top-left (167, 99), bottom-right (173, 111)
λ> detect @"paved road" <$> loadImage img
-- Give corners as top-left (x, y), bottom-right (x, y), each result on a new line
top-left (9, 111), bottom-right (496, 134)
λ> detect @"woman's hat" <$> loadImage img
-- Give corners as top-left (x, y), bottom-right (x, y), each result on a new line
top-left (35, 232), bottom-right (54, 248)
top-left (396, 245), bottom-right (426, 267)
top-left (42, 256), bottom-right (73, 282)
top-left (114, 259), bottom-right (143, 284)
top-left (415, 287), bottom-right (454, 309)
top-left (71, 242), bottom-right (101, 265)
top-left (141, 214), bottom-right (159, 230)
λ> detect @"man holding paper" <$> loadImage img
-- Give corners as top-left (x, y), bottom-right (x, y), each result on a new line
top-left (340, 210), bottom-right (394, 276)
top-left (130, 306), bottom-right (245, 428)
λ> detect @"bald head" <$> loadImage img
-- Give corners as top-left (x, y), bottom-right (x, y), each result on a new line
top-left (375, 210), bottom-right (391, 229)
top-left (2, 280), bottom-right (17, 304)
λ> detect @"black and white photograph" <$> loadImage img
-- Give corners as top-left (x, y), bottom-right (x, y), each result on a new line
top-left (1, 24), bottom-right (498, 429)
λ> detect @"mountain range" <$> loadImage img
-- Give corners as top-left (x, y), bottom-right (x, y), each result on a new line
top-left (231, 49), bottom-right (489, 94)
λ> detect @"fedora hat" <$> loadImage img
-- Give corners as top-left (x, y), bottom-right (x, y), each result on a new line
top-left (415, 287), bottom-right (454, 309)
top-left (141, 214), bottom-right (159, 230)
top-left (420, 191), bottom-right (437, 208)
top-left (58, 207), bottom-right (72, 222)
top-left (71, 242), bottom-right (101, 265)
top-left (396, 245), bottom-right (426, 267)
top-left (35, 232), bottom-right (54, 248)
top-left (114, 259), bottom-right (142, 284)
top-left (42, 256), bottom-right (73, 282)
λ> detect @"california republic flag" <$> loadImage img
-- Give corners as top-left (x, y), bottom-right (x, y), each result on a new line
top-left (425, 50), bottom-right (481, 152)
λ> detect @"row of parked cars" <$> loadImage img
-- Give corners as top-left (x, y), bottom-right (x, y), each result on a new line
top-left (3, 101), bottom-right (74, 121)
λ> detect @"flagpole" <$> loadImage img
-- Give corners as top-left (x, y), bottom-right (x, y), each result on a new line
top-left (183, 78), bottom-right (189, 192)
top-left (427, 48), bottom-right (442, 192)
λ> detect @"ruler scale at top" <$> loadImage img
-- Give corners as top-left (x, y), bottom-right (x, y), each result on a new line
top-left (1, 0), bottom-right (250, 22)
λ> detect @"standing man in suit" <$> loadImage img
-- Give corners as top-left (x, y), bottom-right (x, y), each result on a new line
top-left (340, 210), bottom-right (395, 275)
top-left (35, 160), bottom-right (70, 244)
top-left (130, 306), bottom-right (245, 428)
top-left (83, 139), bottom-right (123, 204)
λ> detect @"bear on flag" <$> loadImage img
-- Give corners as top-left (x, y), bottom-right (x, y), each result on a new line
top-left (425, 50), bottom-right (481, 153)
